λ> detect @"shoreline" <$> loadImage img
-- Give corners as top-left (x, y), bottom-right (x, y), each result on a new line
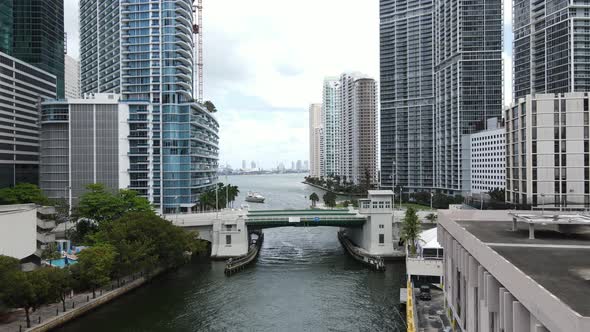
top-left (302, 181), bottom-right (366, 197)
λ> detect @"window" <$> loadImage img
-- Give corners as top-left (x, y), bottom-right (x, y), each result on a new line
top-left (379, 224), bottom-right (384, 229)
top-left (379, 234), bottom-right (384, 244)
top-left (226, 235), bottom-right (231, 245)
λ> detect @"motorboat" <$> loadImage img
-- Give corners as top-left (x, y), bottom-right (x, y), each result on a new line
top-left (245, 192), bottom-right (265, 203)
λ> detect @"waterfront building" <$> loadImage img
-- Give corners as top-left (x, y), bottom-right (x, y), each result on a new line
top-left (39, 94), bottom-right (129, 205)
top-left (505, 93), bottom-right (590, 209)
top-left (64, 55), bottom-right (80, 99)
top-left (321, 77), bottom-right (341, 177)
top-left (460, 118), bottom-right (506, 195)
top-left (78, 0), bottom-right (218, 213)
top-left (0, 0), bottom-right (65, 98)
top-left (309, 103), bottom-right (323, 177)
top-left (433, 0), bottom-right (503, 195)
top-left (513, 0), bottom-right (590, 99)
top-left (339, 73), bottom-right (378, 186)
top-left (438, 210), bottom-right (590, 332)
top-left (379, 0), bottom-right (435, 192)
top-left (0, 51), bottom-right (57, 187)
top-left (0, 204), bottom-right (57, 271)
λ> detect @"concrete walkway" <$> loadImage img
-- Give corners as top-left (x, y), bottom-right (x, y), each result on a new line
top-left (416, 287), bottom-right (451, 332)
top-left (0, 272), bottom-right (144, 332)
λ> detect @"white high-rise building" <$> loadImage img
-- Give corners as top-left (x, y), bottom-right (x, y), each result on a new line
top-left (461, 118), bottom-right (506, 195)
top-left (309, 103), bottom-right (323, 177)
top-left (322, 77), bottom-right (341, 177)
top-left (75, 0), bottom-right (219, 213)
top-left (64, 54), bottom-right (80, 99)
top-left (506, 93), bottom-right (590, 209)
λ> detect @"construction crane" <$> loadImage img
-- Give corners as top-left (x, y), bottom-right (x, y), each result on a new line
top-left (192, 0), bottom-right (203, 103)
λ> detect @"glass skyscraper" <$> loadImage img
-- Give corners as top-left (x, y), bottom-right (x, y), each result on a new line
top-left (379, 0), bottom-right (435, 192)
top-left (514, 1), bottom-right (590, 99)
top-left (0, 0), bottom-right (65, 98)
top-left (433, 0), bottom-right (503, 194)
top-left (79, 0), bottom-right (219, 213)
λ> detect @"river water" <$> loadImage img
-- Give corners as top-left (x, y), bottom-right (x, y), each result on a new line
top-left (57, 174), bottom-right (406, 332)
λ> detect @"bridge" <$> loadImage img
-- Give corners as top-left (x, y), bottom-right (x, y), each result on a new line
top-left (245, 209), bottom-right (366, 229)
top-left (168, 190), bottom-right (411, 260)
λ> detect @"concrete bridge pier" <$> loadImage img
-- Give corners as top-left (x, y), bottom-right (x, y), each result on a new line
top-left (210, 217), bottom-right (249, 259)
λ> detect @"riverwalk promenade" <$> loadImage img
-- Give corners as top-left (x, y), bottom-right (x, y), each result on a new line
top-left (0, 271), bottom-right (156, 332)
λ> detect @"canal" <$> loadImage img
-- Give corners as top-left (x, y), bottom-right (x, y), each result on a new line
top-left (56, 174), bottom-right (406, 331)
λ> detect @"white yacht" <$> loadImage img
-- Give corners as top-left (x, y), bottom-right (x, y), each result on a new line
top-left (245, 192), bottom-right (265, 203)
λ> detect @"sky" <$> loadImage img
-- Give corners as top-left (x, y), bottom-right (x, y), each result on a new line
top-left (64, 0), bottom-right (513, 170)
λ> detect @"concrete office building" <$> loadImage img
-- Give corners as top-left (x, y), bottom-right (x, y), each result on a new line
top-left (513, 0), bottom-right (590, 99)
top-left (78, 0), bottom-right (219, 213)
top-left (321, 77), bottom-right (341, 177)
top-left (39, 94), bottom-right (129, 206)
top-left (434, 0), bottom-right (503, 194)
top-left (505, 93), bottom-right (590, 209)
top-left (461, 118), bottom-right (506, 195)
top-left (64, 55), bottom-right (80, 99)
top-left (379, 0), bottom-right (435, 192)
top-left (438, 209), bottom-right (590, 332)
top-left (340, 73), bottom-right (378, 185)
top-left (0, 51), bottom-right (57, 187)
top-left (308, 103), bottom-right (323, 177)
top-left (0, 0), bottom-right (65, 98)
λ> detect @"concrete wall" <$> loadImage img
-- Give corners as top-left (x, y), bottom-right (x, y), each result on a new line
top-left (0, 204), bottom-right (37, 259)
top-left (210, 219), bottom-right (248, 258)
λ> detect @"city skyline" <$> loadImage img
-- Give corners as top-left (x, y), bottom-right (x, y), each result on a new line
top-left (63, 0), bottom-right (515, 168)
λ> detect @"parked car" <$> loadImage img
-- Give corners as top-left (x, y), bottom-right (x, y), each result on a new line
top-left (419, 285), bottom-right (431, 301)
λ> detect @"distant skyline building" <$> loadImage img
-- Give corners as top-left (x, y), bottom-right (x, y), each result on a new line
top-left (64, 55), bottom-right (80, 99)
top-left (309, 103), bottom-right (323, 177)
top-left (513, 0), bottom-right (590, 100)
top-left (433, 0), bottom-right (503, 194)
top-left (0, 0), bottom-right (65, 98)
top-left (506, 93), bottom-right (590, 209)
top-left (296, 160), bottom-right (302, 171)
top-left (76, 0), bottom-right (218, 213)
top-left (0, 52), bottom-right (57, 187)
top-left (379, 0), bottom-right (434, 192)
top-left (321, 77), bottom-right (341, 177)
top-left (304, 160), bottom-right (309, 171)
top-left (250, 161), bottom-right (256, 169)
top-left (340, 73), bottom-right (378, 185)
top-left (242, 160), bottom-right (246, 170)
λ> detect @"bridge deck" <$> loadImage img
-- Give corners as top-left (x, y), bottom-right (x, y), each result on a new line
top-left (245, 209), bottom-right (365, 229)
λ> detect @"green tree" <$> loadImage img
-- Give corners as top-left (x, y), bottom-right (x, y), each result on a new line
top-left (488, 188), bottom-right (505, 202)
top-left (309, 192), bottom-right (319, 207)
top-left (72, 184), bottom-right (154, 243)
top-left (77, 244), bottom-right (117, 298)
top-left (0, 255), bottom-right (21, 314)
top-left (45, 267), bottom-right (73, 312)
top-left (401, 207), bottom-right (421, 255)
top-left (425, 213), bottom-right (438, 223)
top-left (323, 191), bottom-right (337, 208)
top-left (41, 243), bottom-right (61, 262)
top-left (204, 100), bottom-right (217, 113)
top-left (2, 270), bottom-right (35, 327)
top-left (0, 183), bottom-right (48, 205)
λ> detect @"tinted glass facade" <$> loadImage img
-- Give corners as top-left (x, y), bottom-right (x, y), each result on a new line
top-left (0, 0), bottom-right (13, 55)
top-left (9, 0), bottom-right (65, 98)
top-left (379, 0), bottom-right (434, 191)
top-left (0, 52), bottom-right (57, 187)
top-left (514, 1), bottom-right (590, 100)
top-left (434, 0), bottom-right (503, 193)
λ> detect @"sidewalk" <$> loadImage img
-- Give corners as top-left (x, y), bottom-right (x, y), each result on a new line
top-left (0, 272), bottom-right (146, 332)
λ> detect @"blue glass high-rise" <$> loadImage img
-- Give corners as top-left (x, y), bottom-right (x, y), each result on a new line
top-left (80, 0), bottom-right (218, 213)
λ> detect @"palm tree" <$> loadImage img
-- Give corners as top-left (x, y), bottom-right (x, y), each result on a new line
top-left (309, 192), bottom-right (319, 207)
top-left (425, 213), bottom-right (438, 223)
top-left (401, 207), bottom-right (421, 255)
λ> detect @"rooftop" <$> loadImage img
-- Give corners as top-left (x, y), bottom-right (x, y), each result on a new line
top-left (441, 210), bottom-right (590, 319)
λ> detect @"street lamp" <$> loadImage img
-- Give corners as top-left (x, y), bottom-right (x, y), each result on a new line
top-left (540, 193), bottom-right (545, 215)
